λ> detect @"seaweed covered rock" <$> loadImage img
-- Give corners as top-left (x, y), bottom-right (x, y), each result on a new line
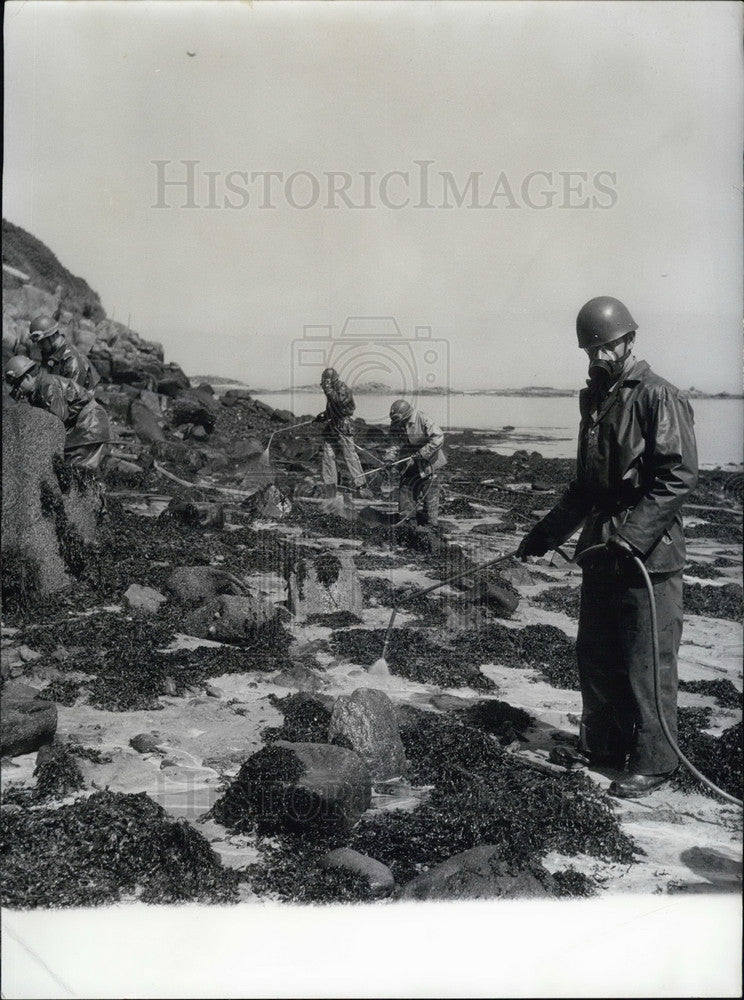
top-left (181, 592), bottom-right (279, 642)
top-left (397, 845), bottom-right (553, 901)
top-left (319, 847), bottom-right (394, 897)
top-left (2, 397), bottom-right (99, 600)
top-left (328, 688), bottom-right (408, 780)
top-left (0, 690), bottom-right (57, 758)
top-left (287, 550), bottom-right (362, 620)
top-left (166, 565), bottom-right (246, 606)
top-left (171, 388), bottom-right (220, 434)
top-left (211, 741), bottom-right (371, 836)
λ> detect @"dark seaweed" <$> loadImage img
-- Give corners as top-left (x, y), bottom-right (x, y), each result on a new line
top-left (678, 679), bottom-right (742, 710)
top-left (0, 790), bottom-right (239, 908)
top-left (331, 627), bottom-right (496, 691)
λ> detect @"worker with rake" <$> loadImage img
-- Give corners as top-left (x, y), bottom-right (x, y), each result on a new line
top-left (315, 367), bottom-right (373, 498)
top-left (516, 297), bottom-right (698, 798)
top-left (384, 399), bottom-right (446, 527)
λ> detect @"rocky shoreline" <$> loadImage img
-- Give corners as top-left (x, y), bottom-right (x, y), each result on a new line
top-left (2, 225), bottom-right (742, 908)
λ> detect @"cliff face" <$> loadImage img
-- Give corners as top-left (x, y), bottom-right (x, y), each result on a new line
top-left (2, 219), bottom-right (104, 322)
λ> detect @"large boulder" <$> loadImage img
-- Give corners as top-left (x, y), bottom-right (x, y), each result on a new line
top-left (287, 550), bottom-right (362, 620)
top-left (127, 397), bottom-right (165, 443)
top-left (319, 848), bottom-right (395, 897)
top-left (397, 845), bottom-right (554, 901)
top-left (1, 691), bottom-right (58, 758)
top-left (95, 386), bottom-right (135, 420)
top-left (229, 438), bottom-right (265, 462)
top-left (328, 688), bottom-right (407, 780)
top-left (2, 397), bottom-right (100, 597)
top-left (152, 439), bottom-right (204, 471)
top-left (181, 592), bottom-right (279, 642)
top-left (166, 565), bottom-right (246, 606)
top-left (171, 390), bottom-right (219, 434)
top-left (212, 741), bottom-right (371, 834)
top-left (110, 352), bottom-right (161, 389)
top-left (157, 363), bottom-right (191, 397)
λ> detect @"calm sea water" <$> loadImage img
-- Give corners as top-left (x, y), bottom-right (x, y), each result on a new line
top-left (252, 391), bottom-right (743, 469)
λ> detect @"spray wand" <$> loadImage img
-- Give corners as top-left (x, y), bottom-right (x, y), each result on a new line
top-left (370, 548), bottom-right (519, 674)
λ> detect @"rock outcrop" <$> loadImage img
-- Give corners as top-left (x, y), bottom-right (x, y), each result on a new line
top-left (328, 688), bottom-right (408, 780)
top-left (1, 689), bottom-right (58, 758)
top-left (2, 396), bottom-right (100, 598)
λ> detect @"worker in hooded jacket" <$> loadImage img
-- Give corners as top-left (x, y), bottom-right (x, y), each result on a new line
top-left (5, 356), bottom-right (111, 471)
top-left (27, 314), bottom-right (101, 390)
top-left (385, 399), bottom-right (446, 526)
top-left (516, 297), bottom-right (698, 798)
top-left (314, 367), bottom-right (372, 497)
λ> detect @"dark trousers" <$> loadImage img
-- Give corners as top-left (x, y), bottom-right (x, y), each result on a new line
top-left (576, 562), bottom-right (682, 774)
top-left (398, 470), bottom-right (440, 526)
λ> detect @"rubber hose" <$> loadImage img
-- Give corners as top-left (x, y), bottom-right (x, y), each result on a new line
top-left (575, 543), bottom-right (742, 808)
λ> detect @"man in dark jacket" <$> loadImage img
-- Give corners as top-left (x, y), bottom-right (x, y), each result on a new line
top-left (5, 355), bottom-right (111, 470)
top-left (516, 297), bottom-right (698, 798)
top-left (28, 314), bottom-right (101, 390)
top-left (314, 367), bottom-right (371, 496)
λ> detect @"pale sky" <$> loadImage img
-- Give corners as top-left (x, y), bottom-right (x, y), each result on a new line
top-left (3, 0), bottom-right (743, 392)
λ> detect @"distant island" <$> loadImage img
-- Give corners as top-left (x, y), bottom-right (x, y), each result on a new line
top-left (192, 377), bottom-right (742, 400)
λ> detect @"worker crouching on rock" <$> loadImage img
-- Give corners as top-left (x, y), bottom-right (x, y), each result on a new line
top-left (516, 297), bottom-right (698, 799)
top-left (5, 356), bottom-right (112, 471)
top-left (27, 314), bottom-right (101, 390)
top-left (385, 399), bottom-right (446, 527)
top-left (315, 367), bottom-right (372, 498)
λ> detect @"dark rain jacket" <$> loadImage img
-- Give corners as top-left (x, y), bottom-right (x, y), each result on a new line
top-left (386, 409), bottom-right (447, 477)
top-left (320, 379), bottom-right (356, 435)
top-left (30, 373), bottom-right (111, 450)
top-left (528, 357), bottom-right (698, 573)
top-left (43, 340), bottom-right (101, 390)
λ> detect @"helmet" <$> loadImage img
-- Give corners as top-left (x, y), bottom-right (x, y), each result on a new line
top-left (4, 355), bottom-right (38, 384)
top-left (321, 367), bottom-right (338, 382)
top-left (576, 297), bottom-right (637, 350)
top-left (389, 399), bottom-right (413, 423)
top-left (28, 315), bottom-right (60, 343)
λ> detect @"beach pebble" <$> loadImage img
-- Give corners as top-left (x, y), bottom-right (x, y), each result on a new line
top-left (129, 733), bottom-right (161, 754)
top-left (123, 584), bottom-right (168, 614)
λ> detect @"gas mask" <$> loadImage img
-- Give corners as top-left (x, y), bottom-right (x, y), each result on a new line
top-left (587, 336), bottom-right (631, 388)
top-left (588, 354), bottom-right (626, 385)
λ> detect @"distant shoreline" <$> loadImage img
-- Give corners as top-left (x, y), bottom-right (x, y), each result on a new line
top-left (193, 378), bottom-right (742, 401)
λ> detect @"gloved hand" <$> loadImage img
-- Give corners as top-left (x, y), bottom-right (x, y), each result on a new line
top-left (314, 412), bottom-right (326, 424)
top-left (515, 531), bottom-right (549, 560)
top-left (605, 535), bottom-right (636, 561)
top-left (398, 457), bottom-right (415, 474)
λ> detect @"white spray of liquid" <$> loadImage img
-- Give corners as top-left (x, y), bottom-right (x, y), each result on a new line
top-left (368, 657), bottom-right (391, 677)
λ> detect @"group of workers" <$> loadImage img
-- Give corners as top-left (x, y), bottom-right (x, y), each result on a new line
top-left (314, 297), bottom-right (699, 800)
top-left (4, 315), bottom-right (111, 470)
top-left (314, 365), bottom-right (446, 525)
top-left (4, 296), bottom-right (698, 799)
